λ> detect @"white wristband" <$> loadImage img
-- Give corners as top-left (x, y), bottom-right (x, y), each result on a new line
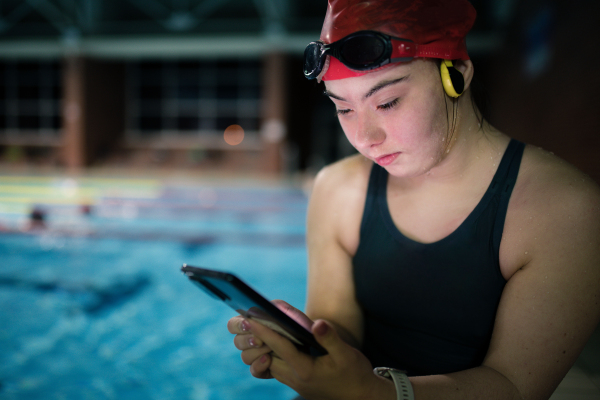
top-left (373, 367), bottom-right (415, 400)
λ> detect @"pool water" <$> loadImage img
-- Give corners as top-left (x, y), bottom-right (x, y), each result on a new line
top-left (0, 177), bottom-right (309, 400)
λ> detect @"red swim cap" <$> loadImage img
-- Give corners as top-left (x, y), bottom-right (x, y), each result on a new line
top-left (320, 0), bottom-right (477, 81)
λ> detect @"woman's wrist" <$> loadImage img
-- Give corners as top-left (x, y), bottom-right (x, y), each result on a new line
top-left (364, 371), bottom-right (398, 400)
top-left (373, 368), bottom-right (415, 400)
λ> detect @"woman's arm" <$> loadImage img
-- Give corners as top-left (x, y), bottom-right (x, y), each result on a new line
top-left (304, 155), bottom-right (372, 348)
top-left (475, 162), bottom-right (600, 400)
top-left (227, 155), bottom-right (371, 379)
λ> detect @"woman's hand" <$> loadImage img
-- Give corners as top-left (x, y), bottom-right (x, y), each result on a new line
top-left (227, 314), bottom-right (274, 378)
top-left (227, 300), bottom-right (315, 380)
top-left (246, 313), bottom-right (394, 400)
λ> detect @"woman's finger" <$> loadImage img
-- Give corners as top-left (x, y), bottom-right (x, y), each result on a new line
top-left (227, 315), bottom-right (250, 334)
top-left (246, 317), bottom-right (313, 373)
top-left (268, 354), bottom-right (296, 386)
top-left (249, 352), bottom-right (274, 379)
top-left (240, 346), bottom-right (272, 366)
top-left (233, 333), bottom-right (263, 350)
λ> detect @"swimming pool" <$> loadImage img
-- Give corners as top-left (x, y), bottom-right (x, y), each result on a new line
top-left (0, 176), bottom-right (309, 400)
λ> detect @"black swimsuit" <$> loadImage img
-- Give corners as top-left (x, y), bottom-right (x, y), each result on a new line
top-left (353, 139), bottom-right (525, 376)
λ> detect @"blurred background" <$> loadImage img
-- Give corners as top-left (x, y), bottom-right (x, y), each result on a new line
top-left (0, 0), bottom-right (597, 179)
top-left (0, 0), bottom-right (599, 399)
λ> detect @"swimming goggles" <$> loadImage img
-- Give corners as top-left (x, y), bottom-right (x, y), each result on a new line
top-left (303, 30), bottom-right (417, 80)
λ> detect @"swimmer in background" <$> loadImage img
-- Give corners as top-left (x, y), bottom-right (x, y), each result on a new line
top-left (20, 203), bottom-right (94, 234)
top-left (26, 206), bottom-right (47, 231)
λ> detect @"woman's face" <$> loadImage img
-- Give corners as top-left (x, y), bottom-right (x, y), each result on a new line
top-left (324, 58), bottom-right (452, 178)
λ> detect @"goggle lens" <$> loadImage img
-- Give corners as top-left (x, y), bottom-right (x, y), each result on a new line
top-left (303, 42), bottom-right (326, 79)
top-left (304, 31), bottom-right (410, 80)
top-left (339, 35), bottom-right (387, 68)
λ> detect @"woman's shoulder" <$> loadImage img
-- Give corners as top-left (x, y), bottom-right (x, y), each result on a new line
top-left (310, 154), bottom-right (373, 201)
top-left (315, 153), bottom-right (373, 185)
top-left (308, 154), bottom-right (374, 254)
top-left (497, 139), bottom-right (600, 280)
top-left (517, 144), bottom-right (600, 209)
top-left (509, 143), bottom-right (600, 260)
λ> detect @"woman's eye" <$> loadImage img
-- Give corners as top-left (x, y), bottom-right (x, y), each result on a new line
top-left (378, 98), bottom-right (400, 111)
top-left (335, 108), bottom-right (352, 116)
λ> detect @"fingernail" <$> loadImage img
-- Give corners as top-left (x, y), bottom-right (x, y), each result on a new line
top-left (260, 354), bottom-right (268, 363)
top-left (315, 321), bottom-right (329, 336)
top-left (248, 337), bottom-right (258, 347)
top-left (241, 320), bottom-right (251, 332)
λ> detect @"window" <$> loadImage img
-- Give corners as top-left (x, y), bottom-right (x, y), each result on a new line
top-left (126, 59), bottom-right (261, 144)
top-left (0, 61), bottom-right (62, 144)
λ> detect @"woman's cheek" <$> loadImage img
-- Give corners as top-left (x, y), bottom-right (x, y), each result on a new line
top-left (338, 119), bottom-right (359, 148)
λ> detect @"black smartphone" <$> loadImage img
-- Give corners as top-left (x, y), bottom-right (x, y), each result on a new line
top-left (180, 264), bottom-right (327, 357)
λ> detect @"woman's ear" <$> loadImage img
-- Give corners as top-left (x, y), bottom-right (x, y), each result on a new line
top-left (453, 59), bottom-right (474, 93)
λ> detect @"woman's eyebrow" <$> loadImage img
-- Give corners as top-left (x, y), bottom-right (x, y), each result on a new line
top-left (323, 89), bottom-right (345, 101)
top-left (323, 75), bottom-right (410, 102)
top-left (364, 75), bottom-right (409, 99)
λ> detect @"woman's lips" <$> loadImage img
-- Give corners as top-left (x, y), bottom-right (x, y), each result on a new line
top-left (375, 152), bottom-right (400, 166)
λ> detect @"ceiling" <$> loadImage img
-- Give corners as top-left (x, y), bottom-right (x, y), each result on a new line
top-left (0, 0), bottom-right (516, 59)
top-left (0, 0), bottom-right (325, 37)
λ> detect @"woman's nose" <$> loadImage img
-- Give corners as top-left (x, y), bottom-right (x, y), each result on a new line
top-left (355, 115), bottom-right (385, 149)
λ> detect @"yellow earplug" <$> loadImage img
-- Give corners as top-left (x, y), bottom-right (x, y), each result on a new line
top-left (440, 60), bottom-right (464, 98)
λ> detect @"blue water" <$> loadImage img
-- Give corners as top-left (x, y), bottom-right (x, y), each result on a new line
top-left (0, 183), bottom-right (308, 400)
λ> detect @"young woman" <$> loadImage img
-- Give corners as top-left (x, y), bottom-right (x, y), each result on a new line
top-left (228, 1), bottom-right (600, 399)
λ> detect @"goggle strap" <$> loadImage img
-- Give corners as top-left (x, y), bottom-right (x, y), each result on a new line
top-left (414, 43), bottom-right (467, 60)
top-left (316, 55), bottom-right (330, 83)
top-left (390, 57), bottom-right (414, 63)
